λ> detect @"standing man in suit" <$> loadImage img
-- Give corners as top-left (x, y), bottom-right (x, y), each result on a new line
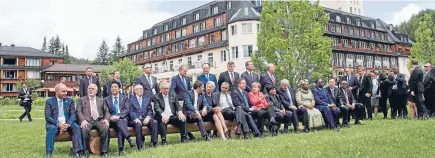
top-left (338, 81), bottom-right (364, 125)
top-left (104, 81), bottom-right (135, 156)
top-left (389, 67), bottom-right (408, 119)
top-left (341, 68), bottom-right (359, 100)
top-left (409, 60), bottom-right (429, 119)
top-left (312, 79), bottom-right (340, 131)
top-left (80, 67), bottom-right (101, 97)
top-left (129, 84), bottom-right (158, 149)
top-left (260, 64), bottom-right (279, 93)
top-left (136, 63), bottom-right (160, 99)
top-left (183, 81), bottom-right (211, 141)
top-left (423, 63), bottom-right (433, 115)
top-left (241, 61), bottom-right (260, 92)
top-left (326, 79), bottom-right (348, 126)
top-left (19, 83), bottom-right (32, 122)
top-left (154, 82), bottom-right (188, 145)
top-left (170, 64), bottom-right (192, 101)
top-left (218, 61), bottom-right (239, 91)
top-left (277, 79), bottom-right (308, 133)
top-left (197, 63), bottom-right (218, 93)
top-left (76, 84), bottom-right (110, 157)
top-left (103, 74), bottom-right (113, 98)
top-left (45, 84), bottom-right (84, 158)
top-left (357, 67), bottom-right (373, 120)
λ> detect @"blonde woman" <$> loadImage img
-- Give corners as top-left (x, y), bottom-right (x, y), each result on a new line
top-left (295, 79), bottom-right (324, 131)
top-left (204, 81), bottom-right (229, 140)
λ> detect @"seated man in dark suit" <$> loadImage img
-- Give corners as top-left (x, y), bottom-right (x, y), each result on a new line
top-left (45, 83), bottom-right (84, 158)
top-left (129, 84), bottom-right (158, 149)
top-left (338, 81), bottom-right (364, 125)
top-left (312, 79), bottom-right (340, 131)
top-left (104, 81), bottom-right (135, 156)
top-left (77, 84), bottom-right (110, 157)
top-left (277, 79), bottom-right (308, 133)
top-left (184, 80), bottom-right (211, 141)
top-left (325, 79), bottom-right (348, 126)
top-left (154, 82), bottom-right (188, 145)
top-left (265, 87), bottom-right (293, 134)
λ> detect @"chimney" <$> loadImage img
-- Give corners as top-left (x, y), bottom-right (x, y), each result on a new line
top-left (11, 44), bottom-right (15, 47)
top-left (0, 42), bottom-right (2, 46)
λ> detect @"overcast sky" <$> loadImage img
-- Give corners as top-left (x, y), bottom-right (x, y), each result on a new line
top-left (0, 0), bottom-right (434, 60)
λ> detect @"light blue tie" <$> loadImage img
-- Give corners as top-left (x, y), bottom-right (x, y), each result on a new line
top-left (287, 90), bottom-right (293, 106)
top-left (114, 96), bottom-right (119, 116)
top-left (182, 77), bottom-right (187, 89)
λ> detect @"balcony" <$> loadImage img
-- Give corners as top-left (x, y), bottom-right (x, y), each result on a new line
top-left (2, 70), bottom-right (18, 79)
top-left (43, 81), bottom-right (79, 88)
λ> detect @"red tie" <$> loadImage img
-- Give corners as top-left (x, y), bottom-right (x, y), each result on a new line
top-left (89, 77), bottom-right (92, 84)
top-left (271, 74), bottom-right (275, 85)
top-left (230, 72), bottom-right (234, 84)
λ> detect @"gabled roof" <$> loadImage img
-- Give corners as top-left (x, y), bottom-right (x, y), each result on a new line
top-left (0, 46), bottom-right (62, 58)
top-left (43, 64), bottom-right (110, 72)
top-left (228, 1), bottom-right (260, 23)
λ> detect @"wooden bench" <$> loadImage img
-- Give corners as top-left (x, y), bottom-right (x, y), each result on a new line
top-left (55, 121), bottom-right (234, 155)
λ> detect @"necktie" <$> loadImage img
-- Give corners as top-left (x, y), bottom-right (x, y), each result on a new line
top-left (331, 88), bottom-right (335, 98)
top-left (287, 90), bottom-right (293, 106)
top-left (114, 96), bottom-right (119, 116)
top-left (347, 76), bottom-right (349, 82)
top-left (343, 89), bottom-right (350, 105)
top-left (360, 76), bottom-right (363, 85)
top-left (147, 75), bottom-right (153, 87)
top-left (181, 76), bottom-right (187, 89)
top-left (90, 97), bottom-right (98, 120)
top-left (230, 72), bottom-right (234, 84)
top-left (89, 77), bottom-right (92, 84)
top-left (138, 97), bottom-right (142, 108)
top-left (225, 93), bottom-right (235, 109)
top-left (271, 74), bottom-right (276, 85)
top-left (206, 74), bottom-right (209, 81)
top-left (250, 72), bottom-right (254, 81)
top-left (242, 91), bottom-right (250, 108)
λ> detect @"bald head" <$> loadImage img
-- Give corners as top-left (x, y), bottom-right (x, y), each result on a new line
top-left (55, 83), bottom-right (67, 99)
top-left (267, 64), bottom-right (275, 73)
top-left (87, 84), bottom-right (98, 97)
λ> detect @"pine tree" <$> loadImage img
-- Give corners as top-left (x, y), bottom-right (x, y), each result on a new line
top-left (48, 37), bottom-right (55, 54)
top-left (95, 40), bottom-right (110, 65)
top-left (54, 35), bottom-right (61, 55)
top-left (110, 36), bottom-right (127, 64)
top-left (41, 36), bottom-right (48, 52)
top-left (63, 45), bottom-right (71, 64)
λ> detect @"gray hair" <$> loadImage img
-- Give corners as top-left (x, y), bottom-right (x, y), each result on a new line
top-left (266, 63), bottom-right (274, 70)
top-left (159, 82), bottom-right (170, 89)
top-left (280, 79), bottom-right (289, 85)
top-left (134, 84), bottom-right (143, 90)
top-left (206, 81), bottom-right (216, 88)
top-left (221, 82), bottom-right (229, 88)
top-left (178, 64), bottom-right (187, 71)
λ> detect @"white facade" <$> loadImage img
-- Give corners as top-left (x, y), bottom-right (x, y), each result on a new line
top-left (398, 56), bottom-right (410, 79)
top-left (319, 0), bottom-right (363, 15)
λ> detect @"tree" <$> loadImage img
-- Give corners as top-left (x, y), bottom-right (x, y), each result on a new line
top-left (63, 45), bottom-right (71, 64)
top-left (253, 0), bottom-right (332, 87)
top-left (95, 40), bottom-right (110, 65)
top-left (398, 9), bottom-right (435, 40)
top-left (411, 13), bottom-right (435, 64)
top-left (99, 58), bottom-right (142, 92)
top-left (54, 35), bottom-right (62, 55)
top-left (41, 36), bottom-right (48, 52)
top-left (110, 36), bottom-right (127, 64)
top-left (48, 37), bottom-right (55, 54)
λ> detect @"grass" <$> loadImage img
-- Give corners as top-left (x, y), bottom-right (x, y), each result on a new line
top-left (0, 118), bottom-right (434, 158)
top-left (0, 111), bottom-right (45, 119)
top-left (0, 104), bottom-right (44, 111)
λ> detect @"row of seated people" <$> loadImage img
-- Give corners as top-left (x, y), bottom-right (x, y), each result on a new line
top-left (44, 76), bottom-right (365, 158)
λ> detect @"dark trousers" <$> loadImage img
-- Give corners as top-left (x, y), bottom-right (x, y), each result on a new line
top-left (221, 107), bottom-right (260, 136)
top-left (336, 106), bottom-right (349, 125)
top-left (46, 123), bottom-right (83, 154)
top-left (109, 118), bottom-right (131, 149)
top-left (81, 120), bottom-right (109, 153)
top-left (379, 97), bottom-right (388, 118)
top-left (275, 110), bottom-right (292, 130)
top-left (359, 94), bottom-right (372, 119)
top-left (413, 93), bottom-right (428, 118)
top-left (251, 106), bottom-right (276, 134)
top-left (19, 103), bottom-right (32, 120)
top-left (185, 111), bottom-right (208, 137)
top-left (295, 108), bottom-right (309, 129)
top-left (157, 115), bottom-right (187, 141)
top-left (424, 91), bottom-right (435, 116)
top-left (347, 103), bottom-right (364, 123)
top-left (128, 118), bottom-right (158, 148)
top-left (316, 105), bottom-right (340, 128)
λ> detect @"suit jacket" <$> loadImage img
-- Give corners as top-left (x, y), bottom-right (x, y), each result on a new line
top-left (104, 79), bottom-right (124, 98)
top-left (19, 88), bottom-right (32, 105)
top-left (129, 96), bottom-right (153, 120)
top-left (218, 71), bottom-right (240, 92)
top-left (338, 88), bottom-right (356, 106)
top-left (44, 97), bottom-right (76, 127)
top-left (76, 96), bottom-right (110, 122)
top-left (153, 92), bottom-right (182, 118)
top-left (184, 90), bottom-right (211, 112)
top-left (231, 89), bottom-right (251, 112)
top-left (266, 93), bottom-right (284, 111)
top-left (326, 87), bottom-right (340, 105)
top-left (392, 73), bottom-right (407, 95)
top-left (260, 72), bottom-right (279, 93)
top-left (341, 75), bottom-right (359, 94)
top-left (312, 87), bottom-right (334, 107)
top-left (135, 74), bottom-right (160, 98)
top-left (197, 73), bottom-right (218, 93)
top-left (104, 94), bottom-right (131, 119)
top-left (80, 76), bottom-right (101, 97)
top-left (241, 71), bottom-right (260, 92)
top-left (410, 66), bottom-right (425, 93)
top-left (277, 88), bottom-right (298, 109)
top-left (357, 74), bottom-right (373, 95)
top-left (170, 75), bottom-right (192, 100)
top-left (377, 79), bottom-right (395, 98)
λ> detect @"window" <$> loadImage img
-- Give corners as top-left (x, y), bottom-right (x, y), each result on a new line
top-left (3, 70), bottom-right (17, 79)
top-left (26, 58), bottom-right (41, 66)
top-left (188, 38), bottom-right (196, 49)
top-left (179, 42), bottom-right (185, 51)
top-left (336, 25), bottom-right (342, 33)
top-left (227, 1), bottom-right (232, 10)
top-left (176, 30), bottom-right (181, 38)
top-left (370, 43), bottom-right (375, 50)
top-left (193, 24), bottom-right (199, 33)
top-left (371, 22), bottom-right (375, 29)
top-left (331, 25), bottom-right (336, 33)
top-left (182, 18), bottom-right (186, 25)
top-left (172, 43), bottom-right (178, 52)
top-left (350, 7), bottom-right (352, 13)
top-left (332, 38), bottom-right (339, 46)
top-left (374, 56), bottom-right (382, 68)
top-left (365, 56), bottom-right (374, 68)
top-left (242, 23), bottom-right (252, 33)
top-left (358, 9), bottom-right (361, 15)
top-left (356, 19), bottom-right (361, 26)
top-left (27, 71), bottom-right (40, 79)
top-left (194, 13), bottom-right (200, 21)
top-left (153, 29), bottom-right (157, 35)
top-left (187, 57), bottom-right (192, 67)
top-left (214, 17), bottom-right (222, 27)
top-left (170, 60), bottom-right (174, 71)
top-left (144, 32), bottom-right (148, 38)
top-left (231, 25), bottom-right (237, 35)
top-left (243, 45), bottom-right (253, 57)
top-left (333, 52), bottom-right (345, 67)
top-left (336, 15), bottom-right (341, 22)
top-left (352, 40), bottom-right (358, 48)
top-left (383, 57), bottom-right (390, 68)
top-left (157, 48), bottom-right (163, 56)
top-left (355, 55), bottom-right (364, 66)
top-left (346, 17), bottom-right (351, 24)
top-left (198, 36), bottom-right (205, 46)
top-left (221, 50), bottom-right (227, 62)
top-left (147, 40), bottom-right (151, 47)
top-left (2, 58), bottom-right (16, 65)
top-left (346, 54), bottom-right (354, 67)
top-left (342, 39), bottom-right (348, 47)
top-left (208, 53), bottom-right (213, 65)
top-left (164, 25), bottom-right (168, 31)
top-left (255, 0), bottom-right (262, 7)
top-left (212, 6), bottom-right (218, 15)
top-left (209, 33), bottom-right (215, 44)
top-left (173, 21), bottom-right (177, 28)
top-left (2, 83), bottom-right (16, 92)
top-left (197, 55), bottom-right (202, 62)
top-left (232, 46), bottom-right (239, 59)
top-left (181, 28), bottom-right (186, 36)
top-left (166, 33), bottom-right (170, 41)
top-left (178, 59), bottom-right (183, 65)
top-left (349, 27), bottom-right (354, 35)
top-left (163, 47), bottom-right (167, 54)
top-left (325, 24), bottom-right (329, 31)
top-left (354, 8), bottom-right (357, 14)
top-left (154, 64), bottom-right (158, 72)
top-left (391, 57), bottom-right (398, 68)
top-left (344, 26), bottom-right (348, 34)
top-left (222, 30), bottom-right (227, 41)
top-left (200, 22), bottom-right (206, 31)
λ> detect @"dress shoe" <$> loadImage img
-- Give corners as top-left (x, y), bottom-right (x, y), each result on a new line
top-left (187, 133), bottom-right (196, 141)
top-left (161, 140), bottom-right (167, 146)
top-left (355, 121), bottom-right (362, 125)
top-left (101, 153), bottom-right (109, 158)
top-left (46, 154), bottom-right (52, 158)
top-left (138, 146), bottom-right (144, 151)
top-left (181, 139), bottom-right (188, 143)
top-left (332, 127), bottom-right (340, 132)
top-left (205, 135), bottom-right (211, 141)
top-left (118, 151), bottom-right (126, 156)
top-left (244, 135), bottom-right (251, 140)
top-left (19, 117), bottom-right (23, 122)
top-left (129, 142), bottom-right (136, 148)
top-left (153, 142), bottom-right (158, 148)
top-left (283, 128), bottom-right (289, 133)
top-left (29, 119), bottom-right (32, 122)
top-left (343, 123), bottom-right (350, 128)
top-left (294, 130), bottom-right (301, 134)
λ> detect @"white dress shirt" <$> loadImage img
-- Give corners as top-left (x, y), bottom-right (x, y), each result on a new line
top-left (163, 95), bottom-right (173, 117)
top-left (193, 90), bottom-right (199, 111)
top-left (218, 93), bottom-right (231, 109)
top-left (57, 98), bottom-right (66, 123)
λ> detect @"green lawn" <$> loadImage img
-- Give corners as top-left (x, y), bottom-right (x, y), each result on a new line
top-left (0, 111), bottom-right (45, 119)
top-left (0, 104), bottom-right (44, 111)
top-left (0, 118), bottom-right (434, 158)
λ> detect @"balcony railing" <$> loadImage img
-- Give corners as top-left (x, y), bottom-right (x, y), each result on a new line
top-left (153, 61), bottom-right (216, 74)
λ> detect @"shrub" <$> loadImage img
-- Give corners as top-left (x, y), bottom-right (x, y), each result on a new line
top-left (32, 97), bottom-right (46, 106)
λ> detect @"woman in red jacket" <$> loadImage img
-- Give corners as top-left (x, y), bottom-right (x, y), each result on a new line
top-left (248, 82), bottom-right (279, 135)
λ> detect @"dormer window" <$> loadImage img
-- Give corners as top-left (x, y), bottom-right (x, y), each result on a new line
top-left (194, 13), bottom-right (199, 21)
top-left (173, 21), bottom-right (177, 28)
top-left (226, 1), bottom-right (232, 10)
top-left (211, 6), bottom-right (218, 15)
top-left (144, 32), bottom-right (148, 38)
top-left (153, 29), bottom-right (157, 35)
top-left (346, 17), bottom-right (351, 24)
top-left (371, 22), bottom-right (375, 29)
top-left (356, 19), bottom-right (361, 26)
top-left (336, 15), bottom-right (341, 22)
top-left (164, 25), bottom-right (168, 31)
top-left (182, 17), bottom-right (186, 25)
